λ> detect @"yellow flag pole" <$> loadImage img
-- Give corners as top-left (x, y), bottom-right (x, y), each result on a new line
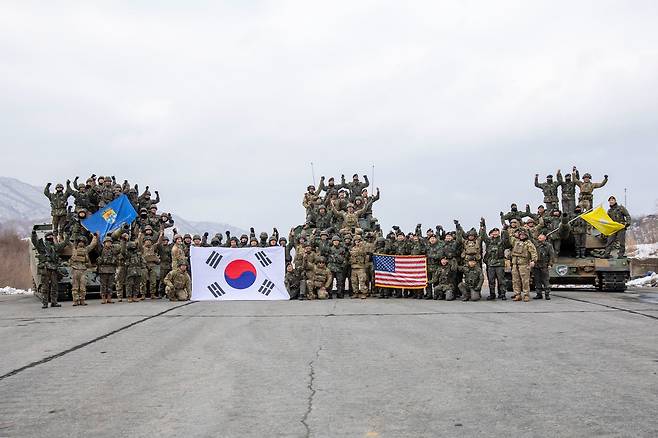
top-left (544, 206), bottom-right (595, 238)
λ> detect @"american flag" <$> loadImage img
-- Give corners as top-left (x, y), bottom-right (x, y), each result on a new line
top-left (373, 254), bottom-right (427, 289)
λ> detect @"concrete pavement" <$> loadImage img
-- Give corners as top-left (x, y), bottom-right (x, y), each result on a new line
top-left (0, 291), bottom-right (656, 437)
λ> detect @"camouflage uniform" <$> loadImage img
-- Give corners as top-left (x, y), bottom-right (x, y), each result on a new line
top-left (44, 183), bottom-right (69, 240)
top-left (327, 237), bottom-right (349, 298)
top-left (480, 226), bottom-right (507, 300)
top-left (164, 267), bottom-right (191, 301)
top-left (125, 242), bottom-right (146, 301)
top-left (97, 238), bottom-right (121, 303)
top-left (508, 233), bottom-right (538, 301)
top-left (31, 231), bottom-right (68, 308)
top-left (69, 235), bottom-right (98, 305)
top-left (349, 237), bottom-right (369, 298)
top-left (114, 237), bottom-right (129, 301)
top-left (501, 204), bottom-right (531, 225)
top-left (285, 266), bottom-right (303, 299)
top-left (575, 173), bottom-right (608, 210)
top-left (557, 169), bottom-right (579, 215)
top-left (66, 180), bottom-right (93, 213)
top-left (571, 210), bottom-right (588, 258)
top-left (430, 261), bottom-right (455, 300)
top-left (140, 234), bottom-right (163, 299)
top-left (605, 201), bottom-right (631, 258)
top-left (458, 260), bottom-right (484, 301)
top-left (534, 174), bottom-right (560, 212)
top-left (306, 259), bottom-right (333, 300)
top-left (425, 238), bottom-right (443, 299)
top-left (532, 239), bottom-right (556, 300)
top-left (158, 240), bottom-right (173, 296)
top-left (342, 174), bottom-right (369, 201)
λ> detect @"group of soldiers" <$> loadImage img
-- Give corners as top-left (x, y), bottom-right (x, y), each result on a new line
top-left (283, 167), bottom-right (631, 302)
top-left (32, 167), bottom-right (631, 308)
top-left (34, 174), bottom-right (189, 308)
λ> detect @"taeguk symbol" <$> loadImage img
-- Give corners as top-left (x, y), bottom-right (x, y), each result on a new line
top-left (224, 259), bottom-right (257, 289)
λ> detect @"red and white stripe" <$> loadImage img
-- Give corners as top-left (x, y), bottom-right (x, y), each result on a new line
top-left (375, 255), bottom-right (427, 289)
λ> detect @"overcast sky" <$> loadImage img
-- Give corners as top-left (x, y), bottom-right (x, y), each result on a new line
top-left (1, 1), bottom-right (656, 233)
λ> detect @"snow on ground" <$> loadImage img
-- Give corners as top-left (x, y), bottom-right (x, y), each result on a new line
top-left (627, 273), bottom-right (658, 287)
top-left (0, 286), bottom-right (32, 295)
top-left (628, 243), bottom-right (658, 260)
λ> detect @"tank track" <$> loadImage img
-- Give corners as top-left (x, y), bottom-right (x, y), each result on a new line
top-left (599, 272), bottom-right (628, 292)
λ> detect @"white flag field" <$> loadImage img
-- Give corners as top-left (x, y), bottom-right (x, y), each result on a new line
top-left (190, 246), bottom-right (289, 301)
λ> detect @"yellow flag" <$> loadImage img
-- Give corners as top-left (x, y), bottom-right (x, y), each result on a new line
top-left (580, 206), bottom-right (625, 236)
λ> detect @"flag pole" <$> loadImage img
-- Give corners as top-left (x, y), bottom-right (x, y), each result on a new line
top-left (310, 162), bottom-right (316, 187)
top-left (371, 164), bottom-right (375, 187)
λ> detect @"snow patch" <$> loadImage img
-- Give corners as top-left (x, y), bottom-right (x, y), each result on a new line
top-left (626, 273), bottom-right (658, 287)
top-left (0, 286), bottom-right (33, 295)
top-left (628, 243), bottom-right (658, 260)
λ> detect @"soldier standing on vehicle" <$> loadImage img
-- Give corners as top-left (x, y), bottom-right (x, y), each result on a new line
top-left (574, 170), bottom-right (608, 210)
top-left (604, 196), bottom-right (632, 258)
top-left (44, 182), bottom-right (70, 242)
top-left (31, 230), bottom-right (68, 309)
top-left (532, 233), bottom-right (556, 300)
top-left (534, 173), bottom-right (560, 212)
top-left (69, 233), bottom-right (98, 306)
top-left (557, 167), bottom-right (579, 215)
top-left (571, 206), bottom-right (588, 258)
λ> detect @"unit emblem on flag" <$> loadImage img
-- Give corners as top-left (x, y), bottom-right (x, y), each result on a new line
top-left (102, 208), bottom-right (117, 224)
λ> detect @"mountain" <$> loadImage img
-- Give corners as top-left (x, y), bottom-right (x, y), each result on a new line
top-left (0, 176), bottom-right (245, 237)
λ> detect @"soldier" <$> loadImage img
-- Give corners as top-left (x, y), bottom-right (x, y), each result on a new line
top-left (460, 225), bottom-right (483, 265)
top-left (306, 257), bottom-right (333, 300)
top-left (557, 167), bottom-right (579, 215)
top-left (604, 196), bottom-right (631, 258)
top-left (125, 241), bottom-right (146, 303)
top-left (285, 263), bottom-right (303, 299)
top-left (138, 186), bottom-right (160, 211)
top-left (571, 206), bottom-right (588, 258)
top-left (97, 235), bottom-right (121, 304)
top-left (327, 235), bottom-right (349, 298)
top-left (332, 202), bottom-right (366, 235)
top-left (360, 188), bottom-right (380, 226)
top-left (303, 178), bottom-right (325, 224)
top-left (164, 262), bottom-right (192, 301)
top-left (140, 230), bottom-right (164, 299)
top-left (158, 235), bottom-right (173, 297)
top-left (43, 182), bottom-right (70, 241)
top-left (430, 256), bottom-right (455, 300)
top-left (480, 221), bottom-right (507, 300)
top-left (533, 233), bottom-right (556, 300)
top-left (321, 176), bottom-right (345, 200)
top-left (342, 174), bottom-right (370, 201)
top-left (66, 178), bottom-right (93, 212)
top-left (543, 209), bottom-right (566, 255)
top-left (349, 235), bottom-right (369, 299)
top-left (458, 256), bottom-right (484, 301)
top-left (69, 234), bottom-right (98, 306)
top-left (508, 229), bottom-right (538, 302)
top-left (296, 244), bottom-right (316, 300)
top-left (313, 205), bottom-right (333, 232)
top-left (574, 170), bottom-right (608, 210)
top-left (113, 230), bottom-right (130, 302)
top-left (534, 173), bottom-right (560, 212)
top-left (31, 230), bottom-right (68, 308)
top-left (68, 209), bottom-right (92, 244)
top-left (171, 233), bottom-right (187, 272)
top-left (425, 234), bottom-right (443, 299)
top-left (501, 203), bottom-right (531, 225)
top-left (211, 233), bottom-right (223, 247)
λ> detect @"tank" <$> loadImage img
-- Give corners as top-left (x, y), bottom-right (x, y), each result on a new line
top-left (29, 223), bottom-right (101, 301)
top-left (549, 230), bottom-right (629, 291)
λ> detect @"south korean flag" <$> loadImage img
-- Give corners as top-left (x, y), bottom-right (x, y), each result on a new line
top-left (190, 246), bottom-right (289, 301)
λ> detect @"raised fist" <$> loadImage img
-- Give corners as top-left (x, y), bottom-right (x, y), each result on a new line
top-left (453, 219), bottom-right (459, 225)
top-left (250, 227), bottom-right (255, 233)
top-left (66, 179), bottom-right (70, 184)
top-left (604, 174), bottom-right (608, 178)
top-left (535, 174), bottom-right (539, 178)
top-left (155, 190), bottom-right (159, 195)
top-left (203, 232), bottom-right (209, 237)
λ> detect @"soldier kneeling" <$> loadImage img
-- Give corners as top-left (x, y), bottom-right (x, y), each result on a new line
top-left (164, 262), bottom-right (191, 301)
top-left (458, 256), bottom-right (484, 302)
top-left (431, 257), bottom-right (456, 301)
top-left (306, 257), bottom-right (333, 300)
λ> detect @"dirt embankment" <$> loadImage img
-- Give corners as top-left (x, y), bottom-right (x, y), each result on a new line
top-left (0, 231), bottom-right (31, 289)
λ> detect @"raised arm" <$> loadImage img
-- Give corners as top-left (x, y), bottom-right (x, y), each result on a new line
top-left (593, 175), bottom-right (608, 189)
top-left (534, 174), bottom-right (541, 189)
top-left (43, 183), bottom-right (52, 199)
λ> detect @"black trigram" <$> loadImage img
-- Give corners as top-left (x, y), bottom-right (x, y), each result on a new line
top-left (258, 279), bottom-right (275, 296)
top-left (255, 251), bottom-right (272, 267)
top-left (207, 282), bottom-right (225, 298)
top-left (205, 251), bottom-right (223, 269)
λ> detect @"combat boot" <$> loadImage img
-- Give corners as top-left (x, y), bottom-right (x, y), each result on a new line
top-left (101, 295), bottom-right (107, 304)
top-left (72, 300), bottom-right (79, 306)
top-left (51, 302), bottom-right (61, 307)
top-left (461, 294), bottom-right (470, 302)
top-left (523, 295), bottom-right (530, 302)
top-left (498, 293), bottom-right (506, 300)
top-left (545, 291), bottom-right (551, 300)
top-left (42, 302), bottom-right (48, 309)
top-left (81, 300), bottom-right (87, 306)
top-left (512, 294), bottom-right (522, 301)
top-left (486, 291), bottom-right (496, 300)
top-left (128, 296), bottom-right (134, 303)
top-left (140, 294), bottom-right (146, 301)
top-left (534, 292), bottom-right (543, 300)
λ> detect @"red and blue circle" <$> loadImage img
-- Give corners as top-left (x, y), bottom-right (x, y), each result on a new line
top-left (224, 259), bottom-right (257, 289)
